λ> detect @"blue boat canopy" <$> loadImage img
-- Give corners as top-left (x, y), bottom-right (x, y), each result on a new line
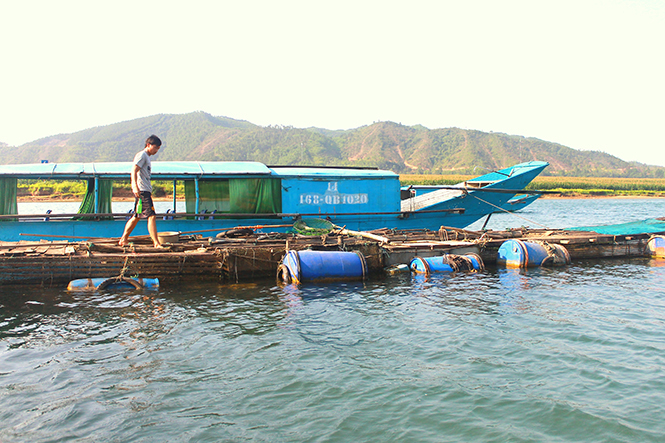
top-left (0, 162), bottom-right (401, 180)
top-left (270, 166), bottom-right (397, 179)
top-left (0, 161), bottom-right (274, 179)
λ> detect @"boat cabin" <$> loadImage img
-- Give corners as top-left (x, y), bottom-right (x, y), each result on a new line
top-left (0, 161), bottom-right (401, 221)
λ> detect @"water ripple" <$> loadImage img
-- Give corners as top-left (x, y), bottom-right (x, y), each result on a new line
top-left (2, 255), bottom-right (665, 441)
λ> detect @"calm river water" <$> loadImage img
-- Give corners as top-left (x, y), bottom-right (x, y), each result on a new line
top-left (2, 198), bottom-right (665, 442)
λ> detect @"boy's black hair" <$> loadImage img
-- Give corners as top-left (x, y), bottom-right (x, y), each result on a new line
top-left (145, 134), bottom-right (162, 146)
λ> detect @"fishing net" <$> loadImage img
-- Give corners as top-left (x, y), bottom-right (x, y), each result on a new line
top-left (293, 218), bottom-right (335, 236)
top-left (567, 218), bottom-right (665, 235)
top-left (445, 253), bottom-right (484, 272)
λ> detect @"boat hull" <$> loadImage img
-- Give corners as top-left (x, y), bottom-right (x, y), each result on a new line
top-left (497, 193), bottom-right (541, 212)
top-left (0, 210), bottom-right (517, 242)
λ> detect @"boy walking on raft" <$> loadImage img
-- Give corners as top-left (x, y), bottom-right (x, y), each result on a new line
top-left (119, 135), bottom-right (164, 248)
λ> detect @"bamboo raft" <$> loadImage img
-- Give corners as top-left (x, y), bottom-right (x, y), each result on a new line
top-left (0, 226), bottom-right (661, 286)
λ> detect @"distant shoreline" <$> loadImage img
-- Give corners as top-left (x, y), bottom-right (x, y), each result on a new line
top-left (541, 194), bottom-right (664, 199)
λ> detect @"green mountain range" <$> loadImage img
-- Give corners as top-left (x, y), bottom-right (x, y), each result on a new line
top-left (1, 111), bottom-right (662, 177)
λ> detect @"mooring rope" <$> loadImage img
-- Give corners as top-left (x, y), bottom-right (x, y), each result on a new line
top-left (96, 256), bottom-right (141, 290)
top-left (469, 193), bottom-right (550, 229)
top-left (119, 256), bottom-right (130, 278)
top-left (476, 233), bottom-right (491, 249)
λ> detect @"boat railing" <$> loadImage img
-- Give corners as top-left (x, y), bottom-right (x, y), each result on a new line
top-left (0, 207), bottom-right (467, 222)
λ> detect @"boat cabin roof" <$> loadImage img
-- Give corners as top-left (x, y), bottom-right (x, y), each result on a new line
top-left (0, 161), bottom-right (398, 180)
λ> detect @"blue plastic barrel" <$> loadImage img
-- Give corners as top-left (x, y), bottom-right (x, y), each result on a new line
top-left (67, 277), bottom-right (160, 291)
top-left (409, 253), bottom-right (484, 275)
top-left (647, 235), bottom-right (665, 258)
top-left (278, 250), bottom-right (367, 283)
top-left (497, 239), bottom-right (570, 268)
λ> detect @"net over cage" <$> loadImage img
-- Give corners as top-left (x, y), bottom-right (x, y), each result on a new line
top-left (568, 218), bottom-right (665, 235)
top-left (293, 218), bottom-right (336, 236)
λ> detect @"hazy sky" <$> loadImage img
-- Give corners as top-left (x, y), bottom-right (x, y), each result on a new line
top-left (2, 0), bottom-right (664, 166)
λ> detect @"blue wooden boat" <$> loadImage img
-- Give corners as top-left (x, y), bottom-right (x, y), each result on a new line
top-left (0, 160), bottom-right (548, 242)
top-left (498, 193), bottom-right (541, 212)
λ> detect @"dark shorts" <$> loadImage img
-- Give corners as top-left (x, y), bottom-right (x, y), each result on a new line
top-left (133, 191), bottom-right (156, 218)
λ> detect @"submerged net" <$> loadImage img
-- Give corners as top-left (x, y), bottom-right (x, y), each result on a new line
top-left (567, 218), bottom-right (665, 235)
top-left (293, 218), bottom-right (335, 236)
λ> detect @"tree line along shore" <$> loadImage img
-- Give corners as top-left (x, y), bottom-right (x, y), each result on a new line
top-left (16, 176), bottom-right (665, 202)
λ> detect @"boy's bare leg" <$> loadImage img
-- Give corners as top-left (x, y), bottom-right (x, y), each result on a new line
top-left (119, 217), bottom-right (139, 246)
top-left (147, 215), bottom-right (162, 247)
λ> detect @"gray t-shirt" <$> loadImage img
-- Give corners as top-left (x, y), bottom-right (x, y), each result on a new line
top-left (133, 150), bottom-right (152, 192)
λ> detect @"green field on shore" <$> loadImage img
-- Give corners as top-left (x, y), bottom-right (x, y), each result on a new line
top-left (399, 175), bottom-right (665, 197)
top-left (18, 176), bottom-right (665, 200)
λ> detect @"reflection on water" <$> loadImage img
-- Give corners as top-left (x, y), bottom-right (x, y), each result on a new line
top-left (497, 267), bottom-right (531, 288)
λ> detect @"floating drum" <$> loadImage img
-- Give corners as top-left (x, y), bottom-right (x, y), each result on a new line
top-left (409, 253), bottom-right (484, 275)
top-left (647, 235), bottom-right (665, 258)
top-left (67, 277), bottom-right (160, 291)
top-left (277, 250), bottom-right (367, 284)
top-left (497, 239), bottom-right (570, 268)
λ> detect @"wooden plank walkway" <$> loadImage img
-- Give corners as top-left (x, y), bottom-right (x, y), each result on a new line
top-left (0, 226), bottom-right (661, 286)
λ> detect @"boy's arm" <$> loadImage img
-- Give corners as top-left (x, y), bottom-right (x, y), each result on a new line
top-left (131, 164), bottom-right (141, 197)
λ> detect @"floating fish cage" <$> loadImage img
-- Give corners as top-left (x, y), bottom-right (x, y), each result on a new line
top-left (497, 239), bottom-right (570, 268)
top-left (277, 250), bottom-right (367, 284)
top-left (409, 253), bottom-right (484, 275)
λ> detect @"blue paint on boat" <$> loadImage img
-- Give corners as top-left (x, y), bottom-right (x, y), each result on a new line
top-left (497, 193), bottom-right (541, 212)
top-left (0, 160), bottom-right (548, 242)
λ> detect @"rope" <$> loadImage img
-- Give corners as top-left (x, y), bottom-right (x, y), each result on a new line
top-left (469, 193), bottom-right (549, 229)
top-left (475, 233), bottom-right (491, 249)
top-left (95, 255), bottom-right (144, 290)
top-left (445, 254), bottom-right (482, 273)
top-left (119, 256), bottom-right (130, 278)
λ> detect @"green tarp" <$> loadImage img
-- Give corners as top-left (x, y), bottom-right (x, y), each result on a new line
top-left (185, 178), bottom-right (282, 215)
top-left (0, 177), bottom-right (18, 220)
top-left (74, 179), bottom-right (113, 220)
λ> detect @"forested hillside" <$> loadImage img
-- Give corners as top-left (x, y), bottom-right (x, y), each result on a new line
top-left (1, 112), bottom-right (662, 177)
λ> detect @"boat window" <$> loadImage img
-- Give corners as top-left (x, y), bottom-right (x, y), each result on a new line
top-left (0, 177), bottom-right (18, 221)
top-left (185, 179), bottom-right (230, 214)
top-left (73, 179), bottom-right (113, 220)
top-left (229, 178), bottom-right (282, 214)
top-left (185, 178), bottom-right (282, 214)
